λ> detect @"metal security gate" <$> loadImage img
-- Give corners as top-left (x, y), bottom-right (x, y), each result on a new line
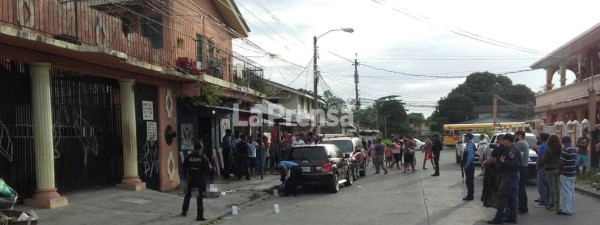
top-left (135, 83), bottom-right (160, 191)
top-left (52, 69), bottom-right (123, 193)
top-left (0, 60), bottom-right (36, 199)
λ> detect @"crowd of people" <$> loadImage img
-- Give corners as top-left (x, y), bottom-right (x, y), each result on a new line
top-left (365, 134), bottom-right (443, 176)
top-left (478, 129), bottom-right (597, 224)
top-left (219, 128), bottom-right (322, 181)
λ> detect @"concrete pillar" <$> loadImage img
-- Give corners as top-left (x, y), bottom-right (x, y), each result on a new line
top-left (116, 79), bottom-right (146, 191)
top-left (588, 90), bottom-right (597, 168)
top-left (23, 63), bottom-right (68, 208)
top-left (560, 65), bottom-right (567, 87)
top-left (545, 68), bottom-right (554, 91)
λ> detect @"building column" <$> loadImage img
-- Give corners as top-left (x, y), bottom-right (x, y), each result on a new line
top-left (560, 65), bottom-right (567, 87)
top-left (23, 63), bottom-right (68, 208)
top-left (545, 68), bottom-right (554, 91)
top-left (116, 79), bottom-right (146, 191)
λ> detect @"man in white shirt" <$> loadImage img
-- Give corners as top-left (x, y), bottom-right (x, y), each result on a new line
top-left (477, 134), bottom-right (488, 175)
top-left (292, 134), bottom-right (305, 147)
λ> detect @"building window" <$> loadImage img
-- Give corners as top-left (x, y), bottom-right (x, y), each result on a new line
top-left (141, 16), bottom-right (163, 49)
top-left (195, 35), bottom-right (204, 64)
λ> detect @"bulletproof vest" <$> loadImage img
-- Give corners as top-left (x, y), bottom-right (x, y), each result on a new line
top-left (187, 154), bottom-right (207, 176)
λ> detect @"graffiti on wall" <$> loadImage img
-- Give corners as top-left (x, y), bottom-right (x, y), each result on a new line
top-left (54, 104), bottom-right (99, 165)
top-left (139, 140), bottom-right (159, 177)
top-left (0, 121), bottom-right (14, 162)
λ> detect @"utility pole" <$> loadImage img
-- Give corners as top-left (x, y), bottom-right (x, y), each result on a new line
top-left (492, 94), bottom-right (498, 133)
top-left (313, 36), bottom-right (319, 134)
top-left (354, 53), bottom-right (360, 134)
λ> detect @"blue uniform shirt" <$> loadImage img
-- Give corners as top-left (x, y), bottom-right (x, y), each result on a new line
top-left (466, 141), bottom-right (475, 167)
top-left (279, 161), bottom-right (298, 168)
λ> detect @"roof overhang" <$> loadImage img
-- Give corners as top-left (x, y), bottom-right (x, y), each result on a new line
top-left (531, 21), bottom-right (600, 69)
top-left (263, 80), bottom-right (327, 105)
top-left (213, 0), bottom-right (250, 38)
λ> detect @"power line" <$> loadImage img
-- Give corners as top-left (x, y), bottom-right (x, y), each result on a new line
top-left (368, 0), bottom-right (549, 55)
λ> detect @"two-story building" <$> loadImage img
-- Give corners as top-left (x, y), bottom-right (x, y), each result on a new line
top-left (531, 21), bottom-right (600, 168)
top-left (0, 0), bottom-right (262, 208)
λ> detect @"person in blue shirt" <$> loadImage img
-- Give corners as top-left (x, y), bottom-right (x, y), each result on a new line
top-left (278, 160), bottom-right (301, 196)
top-left (462, 133), bottom-right (476, 201)
top-left (534, 133), bottom-right (550, 208)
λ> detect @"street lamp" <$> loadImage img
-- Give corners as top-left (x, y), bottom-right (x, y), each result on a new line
top-left (313, 27), bottom-right (354, 133)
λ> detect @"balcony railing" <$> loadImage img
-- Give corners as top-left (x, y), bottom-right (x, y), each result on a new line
top-left (0, 0), bottom-right (263, 84)
top-left (536, 74), bottom-right (600, 107)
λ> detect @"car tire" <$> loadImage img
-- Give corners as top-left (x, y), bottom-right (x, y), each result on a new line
top-left (345, 169), bottom-right (353, 186)
top-left (359, 161), bottom-right (367, 177)
top-left (329, 173), bottom-right (339, 193)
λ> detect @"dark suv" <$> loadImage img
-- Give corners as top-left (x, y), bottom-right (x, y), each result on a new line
top-left (322, 137), bottom-right (367, 180)
top-left (287, 144), bottom-right (353, 193)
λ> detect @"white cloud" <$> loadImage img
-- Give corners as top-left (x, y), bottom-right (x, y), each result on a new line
top-left (235, 0), bottom-right (600, 117)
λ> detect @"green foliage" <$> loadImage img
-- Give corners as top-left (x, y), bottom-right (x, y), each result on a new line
top-left (322, 90), bottom-right (347, 115)
top-left (577, 170), bottom-right (600, 190)
top-left (355, 106), bottom-right (377, 129)
top-left (178, 84), bottom-right (223, 107)
top-left (478, 127), bottom-right (493, 138)
top-left (429, 116), bottom-right (448, 133)
top-left (431, 72), bottom-right (535, 125)
top-left (373, 95), bottom-right (410, 136)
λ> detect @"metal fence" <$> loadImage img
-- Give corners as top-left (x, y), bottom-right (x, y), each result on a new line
top-left (0, 0), bottom-right (264, 82)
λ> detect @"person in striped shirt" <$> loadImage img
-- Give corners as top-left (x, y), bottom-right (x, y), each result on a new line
top-left (558, 136), bottom-right (577, 215)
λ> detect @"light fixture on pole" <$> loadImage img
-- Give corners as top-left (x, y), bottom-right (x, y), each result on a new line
top-left (313, 27), bottom-right (354, 133)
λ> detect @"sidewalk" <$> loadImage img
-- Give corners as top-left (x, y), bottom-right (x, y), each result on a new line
top-left (13, 174), bottom-right (282, 225)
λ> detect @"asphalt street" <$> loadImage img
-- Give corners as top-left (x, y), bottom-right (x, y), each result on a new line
top-left (216, 149), bottom-right (600, 225)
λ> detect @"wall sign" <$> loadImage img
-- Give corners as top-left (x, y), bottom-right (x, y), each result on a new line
top-left (142, 101), bottom-right (154, 120)
top-left (146, 121), bottom-right (157, 141)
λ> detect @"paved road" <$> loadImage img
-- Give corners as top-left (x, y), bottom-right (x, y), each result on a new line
top-left (216, 149), bottom-right (600, 225)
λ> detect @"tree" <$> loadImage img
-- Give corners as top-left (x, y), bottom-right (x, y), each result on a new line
top-left (408, 113), bottom-right (425, 124)
top-left (373, 95), bottom-right (410, 137)
top-left (321, 90), bottom-right (347, 114)
top-left (430, 72), bottom-right (535, 125)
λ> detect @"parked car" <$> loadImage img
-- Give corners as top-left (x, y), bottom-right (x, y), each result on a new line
top-left (322, 137), bottom-right (367, 179)
top-left (287, 144), bottom-right (353, 193)
top-left (455, 133), bottom-right (490, 164)
top-left (414, 139), bottom-right (425, 150)
top-left (488, 133), bottom-right (538, 179)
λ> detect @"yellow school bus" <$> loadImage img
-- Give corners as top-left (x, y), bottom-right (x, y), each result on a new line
top-left (442, 122), bottom-right (525, 146)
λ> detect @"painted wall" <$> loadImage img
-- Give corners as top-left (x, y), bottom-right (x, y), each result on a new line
top-left (157, 86), bottom-right (180, 191)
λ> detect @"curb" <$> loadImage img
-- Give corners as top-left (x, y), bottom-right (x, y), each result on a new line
top-left (201, 185), bottom-right (279, 225)
top-left (575, 185), bottom-right (600, 200)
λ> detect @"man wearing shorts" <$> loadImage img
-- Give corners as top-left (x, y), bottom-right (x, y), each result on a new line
top-left (422, 136), bottom-right (434, 170)
top-left (575, 128), bottom-right (590, 175)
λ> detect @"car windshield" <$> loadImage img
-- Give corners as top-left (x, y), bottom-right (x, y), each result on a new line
top-left (525, 136), bottom-right (538, 148)
top-left (322, 140), bottom-right (353, 153)
top-left (289, 147), bottom-right (328, 160)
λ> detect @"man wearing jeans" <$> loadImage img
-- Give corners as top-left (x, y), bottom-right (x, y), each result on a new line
top-left (534, 133), bottom-right (550, 208)
top-left (558, 136), bottom-right (577, 215)
top-left (514, 131), bottom-right (529, 213)
top-left (373, 138), bottom-right (388, 175)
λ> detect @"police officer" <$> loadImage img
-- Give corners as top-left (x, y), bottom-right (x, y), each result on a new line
top-left (431, 134), bottom-right (443, 176)
top-left (181, 141), bottom-right (212, 221)
top-left (462, 133), bottom-right (476, 200)
top-left (488, 133), bottom-right (521, 224)
top-left (278, 160), bottom-right (302, 196)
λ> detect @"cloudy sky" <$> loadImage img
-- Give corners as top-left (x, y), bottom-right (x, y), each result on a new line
top-left (232, 0), bottom-right (600, 117)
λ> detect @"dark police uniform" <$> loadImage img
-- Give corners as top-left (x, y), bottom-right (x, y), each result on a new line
top-left (181, 146), bottom-right (211, 221)
top-left (488, 140), bottom-right (521, 224)
top-left (431, 135), bottom-right (443, 176)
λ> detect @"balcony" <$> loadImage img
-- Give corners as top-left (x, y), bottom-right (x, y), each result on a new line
top-left (535, 74), bottom-right (600, 111)
top-left (0, 0), bottom-right (265, 94)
